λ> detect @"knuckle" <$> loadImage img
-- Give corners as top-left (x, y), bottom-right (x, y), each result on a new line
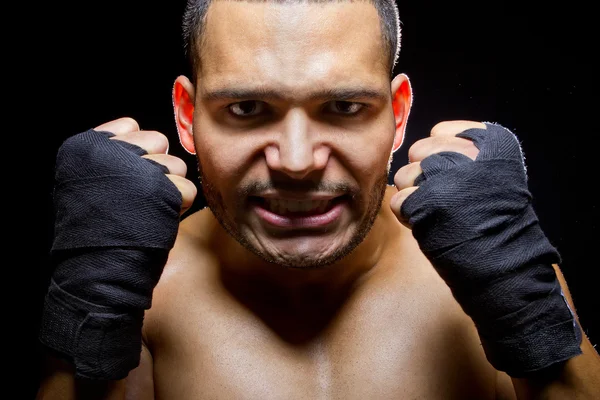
top-left (430, 121), bottom-right (452, 136)
top-left (144, 154), bottom-right (187, 176)
top-left (407, 139), bottom-right (425, 162)
top-left (118, 117), bottom-right (140, 131)
top-left (168, 176), bottom-right (185, 198)
top-left (461, 141), bottom-right (480, 160)
top-left (393, 168), bottom-right (407, 188)
top-left (181, 182), bottom-right (198, 206)
top-left (394, 187), bottom-right (417, 210)
top-left (169, 156), bottom-right (188, 176)
top-left (431, 135), bottom-right (450, 146)
top-left (394, 161), bottom-right (421, 189)
top-left (170, 175), bottom-right (197, 198)
top-left (431, 120), bottom-right (483, 137)
top-left (430, 120), bottom-right (470, 136)
top-left (98, 117), bottom-right (139, 133)
top-left (173, 156), bottom-right (188, 174)
top-left (408, 161), bottom-right (422, 180)
top-left (399, 186), bottom-right (419, 201)
top-left (144, 131), bottom-right (170, 153)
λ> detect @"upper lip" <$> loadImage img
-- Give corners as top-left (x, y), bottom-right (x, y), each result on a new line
top-left (253, 191), bottom-right (345, 201)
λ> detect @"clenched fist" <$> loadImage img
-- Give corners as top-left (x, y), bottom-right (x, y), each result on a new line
top-left (39, 117), bottom-right (196, 380)
top-left (389, 120), bottom-right (582, 377)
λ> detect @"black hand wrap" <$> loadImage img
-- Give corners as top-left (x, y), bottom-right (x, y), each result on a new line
top-left (39, 129), bottom-right (182, 380)
top-left (401, 122), bottom-right (582, 376)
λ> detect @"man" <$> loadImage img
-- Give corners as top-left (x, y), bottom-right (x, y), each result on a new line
top-left (36, 0), bottom-right (600, 399)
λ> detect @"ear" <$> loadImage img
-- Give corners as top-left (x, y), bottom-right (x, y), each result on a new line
top-left (172, 75), bottom-right (196, 155)
top-left (390, 73), bottom-right (413, 153)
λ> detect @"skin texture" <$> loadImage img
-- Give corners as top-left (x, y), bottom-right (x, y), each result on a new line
top-left (174, 1), bottom-right (402, 271)
top-left (37, 1), bottom-right (600, 399)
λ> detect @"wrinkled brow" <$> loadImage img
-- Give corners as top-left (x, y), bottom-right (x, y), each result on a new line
top-left (202, 86), bottom-right (389, 102)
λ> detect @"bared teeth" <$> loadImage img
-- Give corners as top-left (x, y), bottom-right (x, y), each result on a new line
top-left (265, 199), bottom-right (332, 214)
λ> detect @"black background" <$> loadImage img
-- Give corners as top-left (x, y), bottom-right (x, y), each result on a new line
top-left (24, 1), bottom-right (597, 397)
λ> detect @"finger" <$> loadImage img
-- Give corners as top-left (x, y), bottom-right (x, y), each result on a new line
top-left (143, 154), bottom-right (188, 177)
top-left (167, 175), bottom-right (198, 215)
top-left (408, 135), bottom-right (479, 163)
top-left (430, 120), bottom-right (486, 137)
top-left (390, 186), bottom-right (419, 228)
top-left (94, 117), bottom-right (140, 135)
top-left (110, 130), bottom-right (170, 155)
top-left (393, 161), bottom-right (422, 191)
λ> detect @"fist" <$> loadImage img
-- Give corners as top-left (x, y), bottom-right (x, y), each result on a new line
top-left (96, 117), bottom-right (197, 215)
top-left (384, 121), bottom-right (578, 377)
top-left (41, 118), bottom-right (199, 380)
top-left (390, 120), bottom-right (485, 227)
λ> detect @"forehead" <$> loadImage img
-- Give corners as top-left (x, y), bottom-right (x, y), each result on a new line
top-left (198, 0), bottom-right (389, 96)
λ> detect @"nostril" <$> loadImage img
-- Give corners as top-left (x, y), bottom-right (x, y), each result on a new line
top-left (264, 145), bottom-right (281, 169)
top-left (280, 168), bottom-right (313, 181)
top-left (264, 142), bottom-right (327, 179)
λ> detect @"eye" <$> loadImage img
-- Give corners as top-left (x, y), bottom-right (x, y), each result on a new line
top-left (326, 101), bottom-right (364, 115)
top-left (229, 101), bottom-right (265, 117)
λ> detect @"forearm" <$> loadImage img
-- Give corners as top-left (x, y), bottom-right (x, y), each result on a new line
top-left (511, 334), bottom-right (600, 400)
top-left (36, 353), bottom-right (126, 400)
top-left (511, 265), bottom-right (600, 399)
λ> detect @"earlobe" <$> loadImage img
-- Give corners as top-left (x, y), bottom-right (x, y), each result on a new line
top-left (172, 75), bottom-right (197, 155)
top-left (391, 73), bottom-right (413, 153)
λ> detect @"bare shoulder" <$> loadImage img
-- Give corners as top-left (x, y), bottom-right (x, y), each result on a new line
top-left (371, 207), bottom-right (506, 397)
top-left (159, 208), bottom-right (220, 282)
top-left (141, 208), bottom-right (223, 342)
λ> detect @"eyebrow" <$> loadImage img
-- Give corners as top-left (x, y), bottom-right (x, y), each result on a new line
top-left (202, 87), bottom-right (389, 102)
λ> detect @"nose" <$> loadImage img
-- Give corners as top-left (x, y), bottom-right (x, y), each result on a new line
top-left (264, 109), bottom-right (329, 179)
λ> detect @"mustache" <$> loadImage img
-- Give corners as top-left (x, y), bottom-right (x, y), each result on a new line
top-left (237, 180), bottom-right (359, 198)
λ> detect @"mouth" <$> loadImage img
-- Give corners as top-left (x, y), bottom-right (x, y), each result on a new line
top-left (248, 195), bottom-right (350, 229)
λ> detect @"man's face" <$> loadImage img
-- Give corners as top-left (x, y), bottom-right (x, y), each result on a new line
top-left (192, 1), bottom-right (396, 268)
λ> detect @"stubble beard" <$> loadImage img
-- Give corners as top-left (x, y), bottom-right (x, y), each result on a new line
top-left (197, 161), bottom-right (390, 270)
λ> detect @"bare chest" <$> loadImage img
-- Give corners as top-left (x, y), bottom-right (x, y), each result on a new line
top-left (145, 265), bottom-right (497, 399)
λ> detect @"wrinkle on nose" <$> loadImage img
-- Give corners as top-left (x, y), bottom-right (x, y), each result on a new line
top-left (264, 111), bottom-right (326, 179)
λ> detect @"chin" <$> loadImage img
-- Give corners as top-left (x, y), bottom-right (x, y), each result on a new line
top-left (235, 211), bottom-right (377, 269)
top-left (203, 168), bottom-right (390, 270)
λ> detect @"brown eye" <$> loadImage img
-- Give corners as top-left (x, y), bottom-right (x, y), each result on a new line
top-left (328, 101), bottom-right (364, 115)
top-left (229, 101), bottom-right (265, 117)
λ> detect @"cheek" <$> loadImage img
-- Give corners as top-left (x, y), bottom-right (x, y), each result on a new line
top-left (194, 114), bottom-right (395, 183)
top-left (342, 131), bottom-right (394, 175)
top-left (193, 121), bottom-right (259, 177)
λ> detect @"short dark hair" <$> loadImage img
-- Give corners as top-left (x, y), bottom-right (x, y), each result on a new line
top-left (182, 0), bottom-right (401, 82)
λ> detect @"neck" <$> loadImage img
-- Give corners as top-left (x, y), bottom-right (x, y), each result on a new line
top-left (207, 187), bottom-right (404, 343)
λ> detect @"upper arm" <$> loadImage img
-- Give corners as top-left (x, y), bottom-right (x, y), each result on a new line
top-left (36, 343), bottom-right (154, 400)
